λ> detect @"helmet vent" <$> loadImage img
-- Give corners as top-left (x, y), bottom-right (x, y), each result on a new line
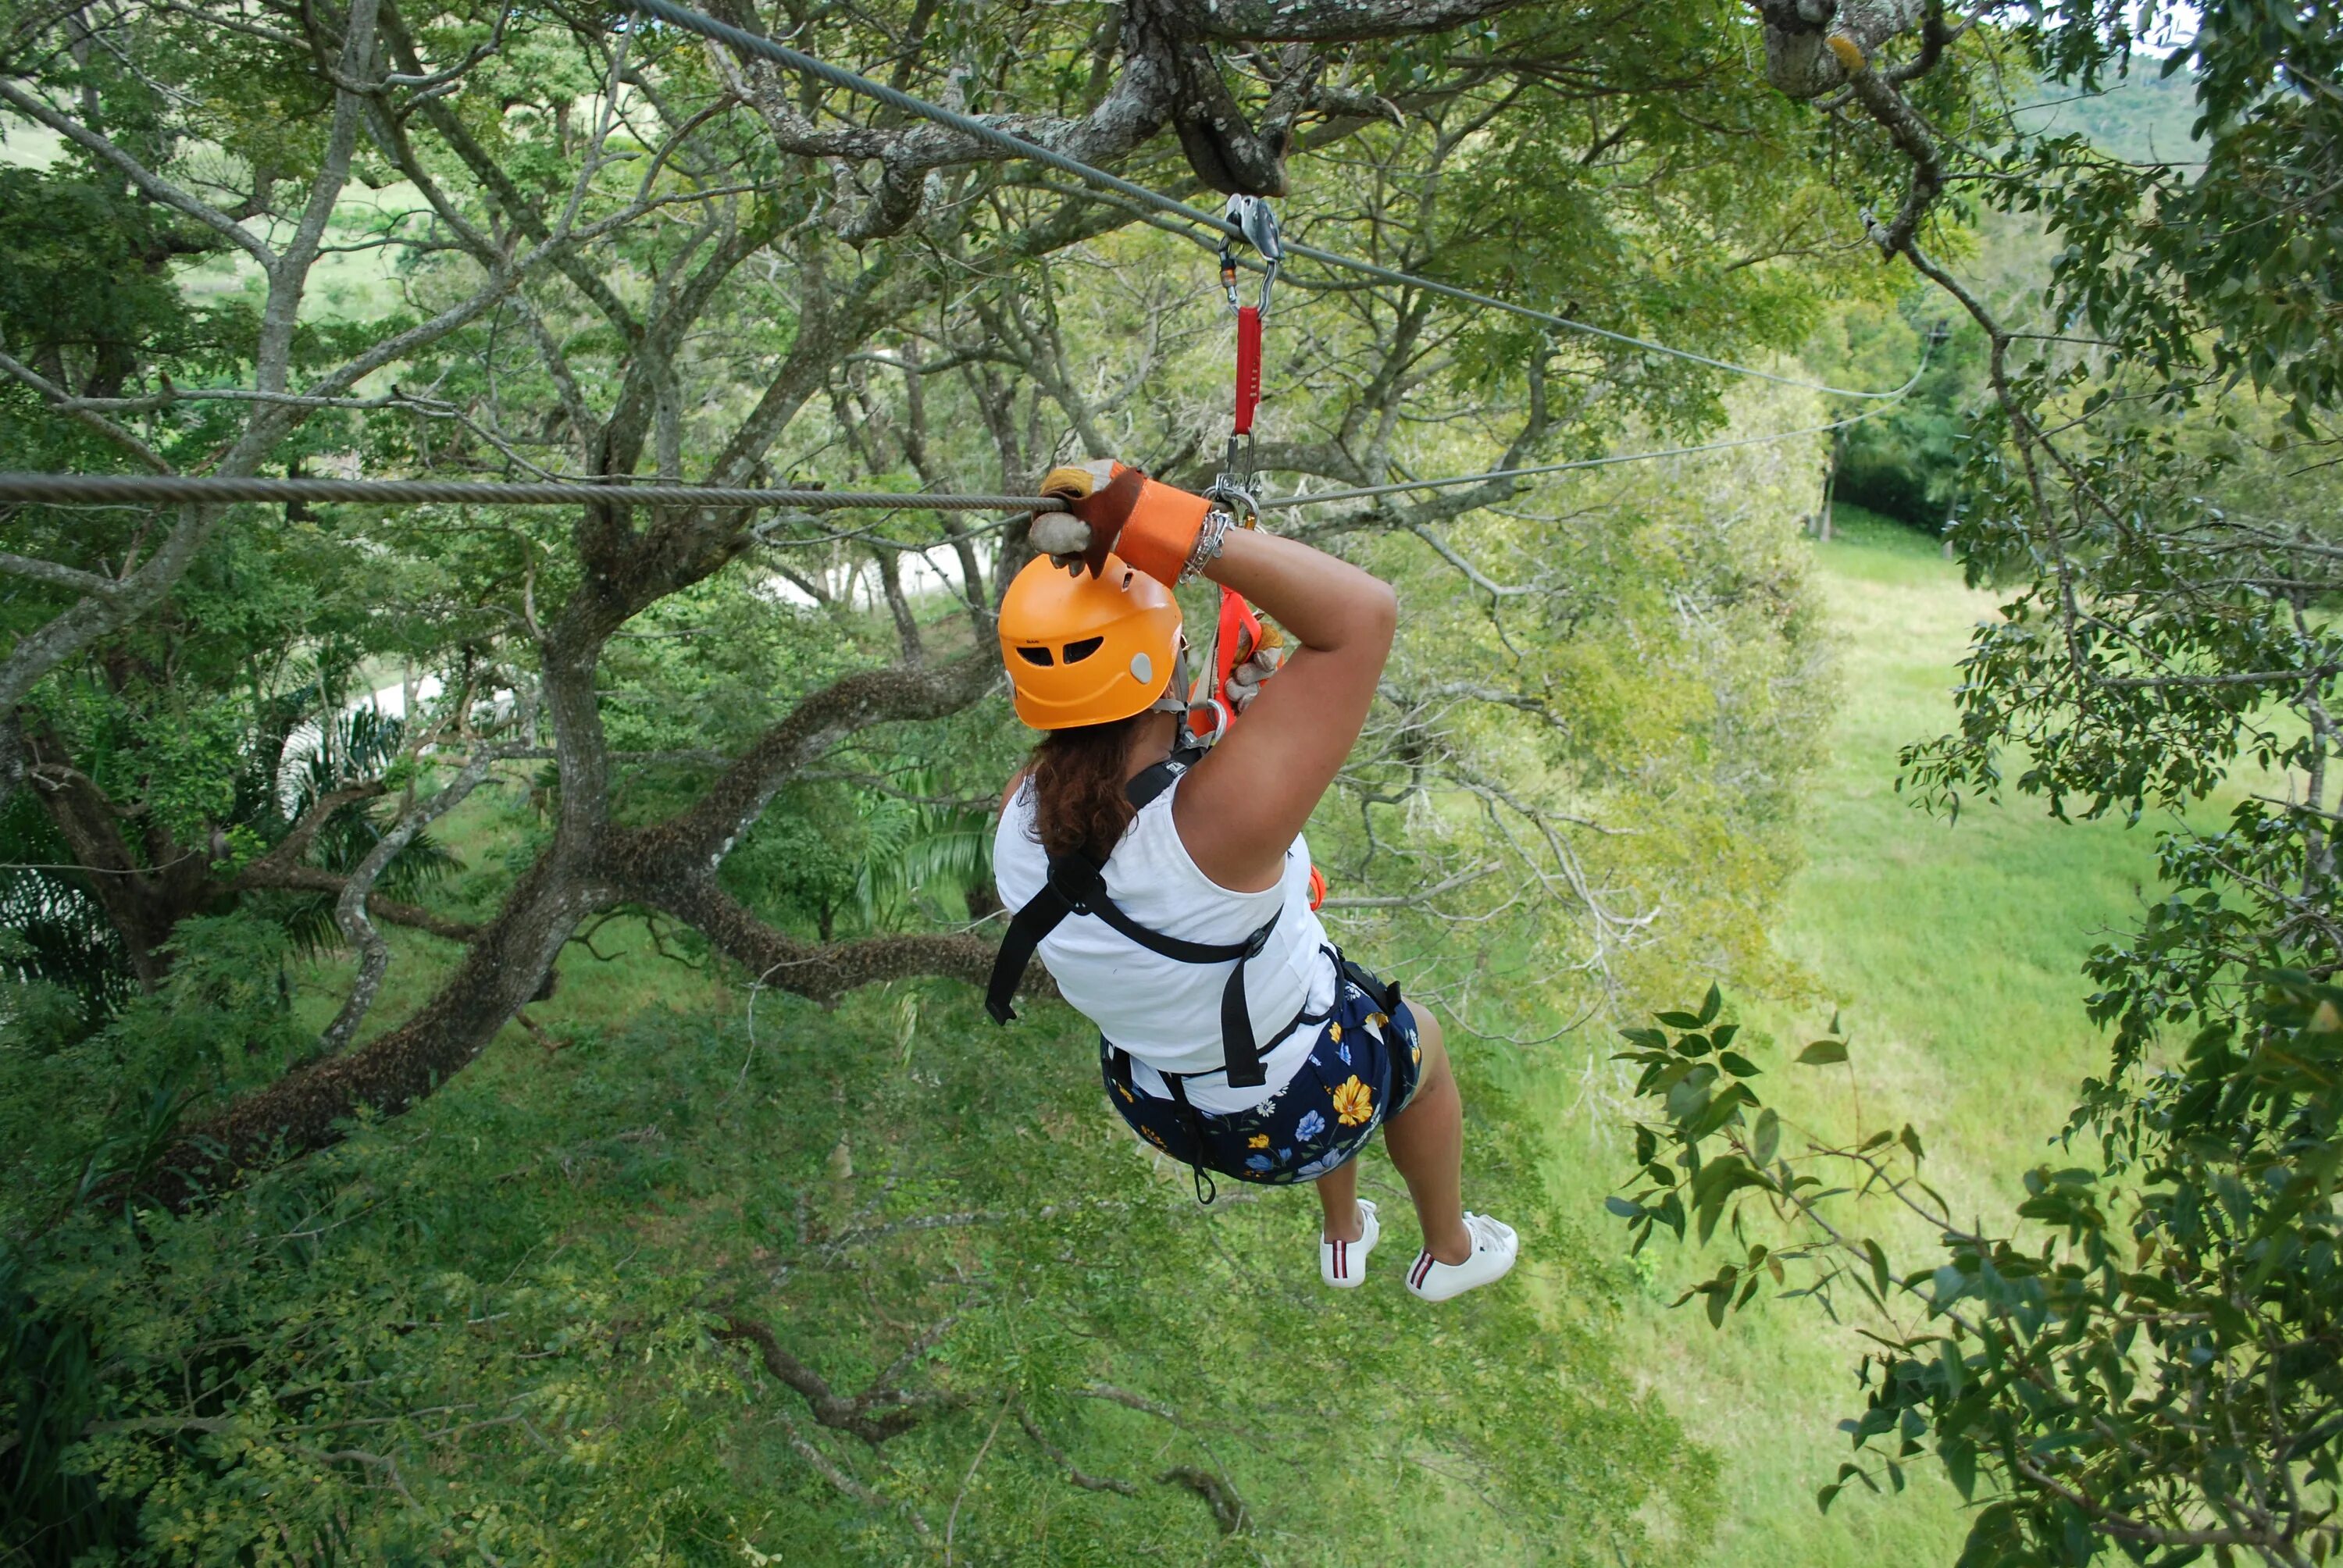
top-left (1061, 636), bottom-right (1104, 665)
top-left (1015, 645), bottom-right (1054, 666)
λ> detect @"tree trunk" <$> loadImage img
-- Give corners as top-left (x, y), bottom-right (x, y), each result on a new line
top-left (141, 842), bottom-right (610, 1206)
top-left (1818, 437), bottom-right (1838, 541)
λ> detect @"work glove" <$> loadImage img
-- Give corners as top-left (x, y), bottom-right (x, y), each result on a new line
top-left (1224, 622), bottom-right (1288, 712)
top-left (1036, 458), bottom-right (1212, 585)
top-left (1029, 506), bottom-right (1093, 567)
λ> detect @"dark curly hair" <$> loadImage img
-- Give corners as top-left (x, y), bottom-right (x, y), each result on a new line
top-left (1027, 713), bottom-right (1148, 862)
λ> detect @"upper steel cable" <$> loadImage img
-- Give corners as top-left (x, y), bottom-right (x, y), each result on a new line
top-left (1259, 342), bottom-right (1938, 510)
top-left (625, 0), bottom-right (1917, 401)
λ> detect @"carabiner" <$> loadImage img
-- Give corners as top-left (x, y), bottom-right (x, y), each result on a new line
top-left (1207, 434), bottom-right (1261, 515)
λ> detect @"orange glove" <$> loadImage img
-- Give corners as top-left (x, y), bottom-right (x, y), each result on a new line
top-left (1039, 459), bottom-right (1212, 585)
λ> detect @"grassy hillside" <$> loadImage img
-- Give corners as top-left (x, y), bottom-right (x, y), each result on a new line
top-left (94, 504), bottom-right (2184, 1562)
top-left (1532, 507), bottom-right (2178, 1566)
top-left (316, 505), bottom-right (2177, 1563)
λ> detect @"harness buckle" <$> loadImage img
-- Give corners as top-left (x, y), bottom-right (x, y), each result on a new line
top-left (1045, 857), bottom-right (1104, 913)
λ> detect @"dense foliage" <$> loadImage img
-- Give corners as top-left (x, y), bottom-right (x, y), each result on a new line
top-left (1614, 3), bottom-right (2343, 1565)
top-left (0, 0), bottom-right (1899, 1559)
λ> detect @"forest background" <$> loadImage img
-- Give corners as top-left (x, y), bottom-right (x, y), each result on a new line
top-left (2, 0), bottom-right (2340, 1563)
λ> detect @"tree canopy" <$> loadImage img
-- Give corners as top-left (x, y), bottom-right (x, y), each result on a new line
top-left (20, 0), bottom-right (2341, 1561)
top-left (0, 0), bottom-right (1899, 1556)
top-left (1614, 4), bottom-right (2343, 1565)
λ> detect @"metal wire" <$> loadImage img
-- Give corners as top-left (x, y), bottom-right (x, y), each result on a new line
top-left (626, 0), bottom-right (1918, 401)
top-left (0, 396), bottom-right (1911, 515)
top-left (0, 472), bottom-right (1054, 511)
top-left (0, 9), bottom-right (1940, 521)
top-left (1257, 357), bottom-right (1934, 511)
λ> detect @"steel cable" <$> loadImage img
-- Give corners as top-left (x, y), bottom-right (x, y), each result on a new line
top-left (1258, 346), bottom-right (1935, 510)
top-left (0, 472), bottom-right (1054, 510)
top-left (0, 389), bottom-right (1915, 515)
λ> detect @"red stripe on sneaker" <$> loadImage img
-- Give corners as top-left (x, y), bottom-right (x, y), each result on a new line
top-left (1410, 1250), bottom-right (1434, 1288)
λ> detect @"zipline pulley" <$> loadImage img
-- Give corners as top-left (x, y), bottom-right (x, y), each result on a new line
top-left (1211, 194), bottom-right (1283, 508)
top-left (1191, 195), bottom-right (1281, 760)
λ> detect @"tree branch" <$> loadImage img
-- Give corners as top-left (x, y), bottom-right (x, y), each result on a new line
top-left (319, 742), bottom-right (511, 1054)
top-left (234, 864), bottom-right (480, 943)
top-left (714, 1311), bottom-right (963, 1445)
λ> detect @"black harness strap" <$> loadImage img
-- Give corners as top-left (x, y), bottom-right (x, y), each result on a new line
top-left (986, 746), bottom-right (1278, 1088)
top-left (985, 855), bottom-right (1100, 1025)
top-left (984, 748), bottom-right (1202, 1026)
top-left (1125, 747), bottom-right (1201, 810)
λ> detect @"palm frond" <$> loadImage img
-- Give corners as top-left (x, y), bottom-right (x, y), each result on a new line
top-left (851, 770), bottom-right (994, 930)
top-left (0, 791), bottom-right (134, 1028)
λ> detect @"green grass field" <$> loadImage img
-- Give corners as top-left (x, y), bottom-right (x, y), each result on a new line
top-left (1532, 506), bottom-right (2179, 1566)
top-left (284, 505), bottom-right (2186, 1563)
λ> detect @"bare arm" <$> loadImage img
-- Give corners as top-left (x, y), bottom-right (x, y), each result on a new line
top-left (1173, 530), bottom-right (1396, 891)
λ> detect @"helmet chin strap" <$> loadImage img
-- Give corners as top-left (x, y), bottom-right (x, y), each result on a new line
top-left (1147, 636), bottom-right (1208, 749)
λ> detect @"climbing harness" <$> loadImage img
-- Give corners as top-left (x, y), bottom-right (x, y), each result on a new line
top-left (986, 747), bottom-right (1345, 1203)
top-left (986, 748), bottom-right (1291, 1077)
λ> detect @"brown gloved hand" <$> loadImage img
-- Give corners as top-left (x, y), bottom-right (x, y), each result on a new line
top-left (1225, 622), bottom-right (1288, 713)
top-left (1037, 458), bottom-right (1212, 584)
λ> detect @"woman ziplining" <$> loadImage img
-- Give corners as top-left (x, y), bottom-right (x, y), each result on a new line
top-left (985, 457), bottom-right (1518, 1301)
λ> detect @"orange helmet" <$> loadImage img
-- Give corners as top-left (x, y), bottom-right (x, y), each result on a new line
top-left (998, 554), bottom-right (1182, 729)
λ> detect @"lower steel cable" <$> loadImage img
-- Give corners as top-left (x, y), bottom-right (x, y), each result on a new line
top-left (0, 472), bottom-right (1056, 511)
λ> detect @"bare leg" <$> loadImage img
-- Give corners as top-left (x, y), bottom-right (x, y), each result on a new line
top-left (1314, 1156), bottom-right (1363, 1243)
top-left (1382, 1007), bottom-right (1473, 1264)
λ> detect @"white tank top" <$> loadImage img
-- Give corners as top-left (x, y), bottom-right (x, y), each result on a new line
top-left (993, 772), bottom-right (1337, 1114)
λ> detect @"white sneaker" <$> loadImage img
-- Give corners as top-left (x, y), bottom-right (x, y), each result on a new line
top-left (1405, 1213), bottom-right (1517, 1302)
top-left (1320, 1199), bottom-right (1378, 1288)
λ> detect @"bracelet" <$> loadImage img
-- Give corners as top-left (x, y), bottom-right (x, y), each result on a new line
top-left (1179, 508), bottom-right (1234, 583)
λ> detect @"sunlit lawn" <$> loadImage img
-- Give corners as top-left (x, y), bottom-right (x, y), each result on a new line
top-left (286, 506), bottom-right (2198, 1564)
top-left (1533, 507), bottom-right (2179, 1567)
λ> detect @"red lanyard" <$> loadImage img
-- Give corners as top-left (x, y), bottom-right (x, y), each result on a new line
top-left (1193, 197), bottom-right (1282, 741)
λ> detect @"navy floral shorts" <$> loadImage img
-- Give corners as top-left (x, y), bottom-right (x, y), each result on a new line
top-left (1100, 952), bottom-right (1424, 1192)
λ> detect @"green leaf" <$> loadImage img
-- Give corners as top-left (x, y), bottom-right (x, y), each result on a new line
top-left (1604, 1196), bottom-right (1642, 1220)
top-left (1752, 1107), bottom-right (1781, 1167)
top-left (1655, 1011), bottom-right (1705, 1030)
top-left (1942, 1438), bottom-right (1977, 1501)
top-left (1817, 1483), bottom-right (1841, 1515)
top-left (1864, 1238), bottom-right (1891, 1299)
top-left (1797, 1039), bottom-right (1848, 1066)
top-left (1697, 983), bottom-right (1721, 1025)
